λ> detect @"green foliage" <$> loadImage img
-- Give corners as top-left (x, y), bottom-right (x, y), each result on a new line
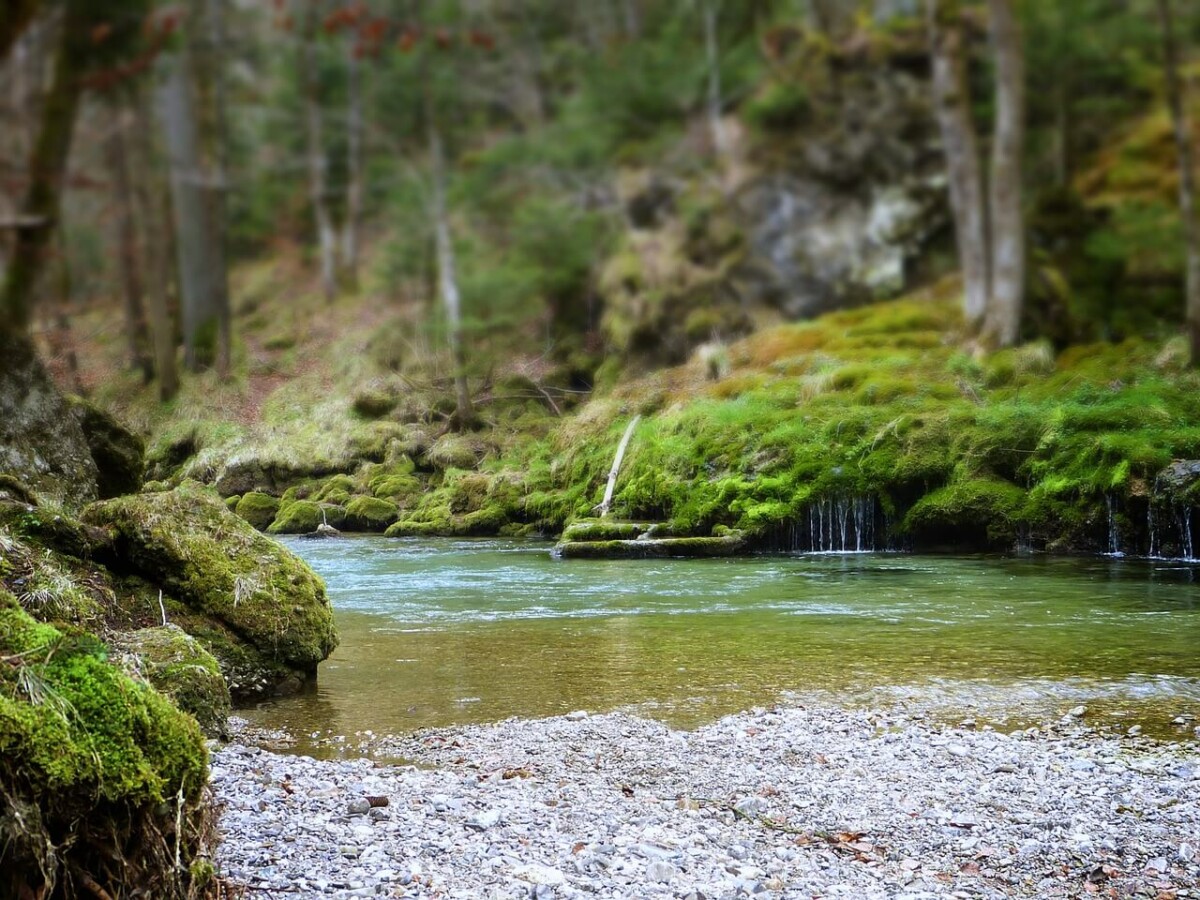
top-left (745, 80), bottom-right (811, 132)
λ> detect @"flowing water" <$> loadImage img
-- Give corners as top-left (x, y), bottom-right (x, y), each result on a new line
top-left (245, 537), bottom-right (1200, 752)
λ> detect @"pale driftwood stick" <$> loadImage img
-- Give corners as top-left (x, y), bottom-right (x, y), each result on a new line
top-left (597, 415), bottom-right (641, 518)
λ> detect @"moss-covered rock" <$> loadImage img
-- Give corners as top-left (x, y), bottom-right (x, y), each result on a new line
top-left (0, 592), bottom-right (211, 899)
top-left (426, 433), bottom-right (482, 470)
top-left (371, 473), bottom-right (421, 501)
top-left (344, 495), bottom-right (400, 532)
top-left (235, 491), bottom-right (281, 531)
top-left (69, 397), bottom-right (146, 499)
top-left (555, 533), bottom-right (746, 559)
top-left (902, 478), bottom-right (1028, 550)
top-left (268, 499), bottom-right (346, 535)
top-left (82, 482), bottom-right (338, 698)
top-left (561, 519), bottom-right (654, 542)
top-left (111, 625), bottom-right (231, 738)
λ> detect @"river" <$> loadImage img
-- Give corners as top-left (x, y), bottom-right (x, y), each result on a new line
top-left (245, 537), bottom-right (1200, 753)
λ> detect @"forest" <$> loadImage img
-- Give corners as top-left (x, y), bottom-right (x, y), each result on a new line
top-left (3, 1), bottom-right (1200, 898)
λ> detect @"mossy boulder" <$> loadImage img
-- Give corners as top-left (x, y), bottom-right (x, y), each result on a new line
top-left (561, 519), bottom-right (654, 542)
top-left (268, 499), bottom-right (346, 535)
top-left (81, 482), bottom-right (338, 699)
top-left (555, 533), bottom-right (747, 559)
top-left (111, 625), bottom-right (232, 738)
top-left (344, 496), bottom-right (400, 532)
top-left (235, 491), bottom-right (281, 531)
top-left (0, 592), bottom-right (211, 899)
top-left (69, 397), bottom-right (146, 499)
top-left (426, 433), bottom-right (482, 470)
top-left (371, 474), bottom-right (421, 501)
top-left (352, 388), bottom-right (399, 418)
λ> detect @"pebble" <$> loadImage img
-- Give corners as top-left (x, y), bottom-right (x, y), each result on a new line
top-left (213, 705), bottom-right (1200, 899)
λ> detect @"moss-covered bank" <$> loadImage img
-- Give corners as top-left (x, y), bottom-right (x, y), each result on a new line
top-left (0, 592), bottom-right (213, 899)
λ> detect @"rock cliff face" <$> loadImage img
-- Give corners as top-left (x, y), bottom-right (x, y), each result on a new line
top-left (602, 27), bottom-right (948, 368)
top-left (0, 332), bottom-right (99, 507)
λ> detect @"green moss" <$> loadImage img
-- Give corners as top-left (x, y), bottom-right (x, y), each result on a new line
top-left (268, 499), bottom-right (345, 534)
top-left (555, 533), bottom-right (745, 559)
top-left (111, 625), bottom-right (231, 738)
top-left (371, 474), bottom-right (421, 500)
top-left (344, 496), bottom-right (400, 532)
top-left (235, 491), bottom-right (281, 531)
top-left (426, 433), bottom-right (481, 470)
top-left (81, 482), bottom-right (337, 688)
top-left (0, 592), bottom-right (209, 896)
top-left (561, 519), bottom-right (652, 541)
top-left (903, 478), bottom-right (1028, 549)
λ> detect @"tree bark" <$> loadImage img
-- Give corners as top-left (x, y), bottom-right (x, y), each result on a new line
top-left (983, 0), bottom-right (1027, 348)
top-left (0, 0), bottom-right (41, 63)
top-left (924, 0), bottom-right (990, 331)
top-left (1158, 0), bottom-right (1200, 365)
top-left (1, 2), bottom-right (85, 338)
top-left (429, 121), bottom-right (475, 430)
top-left (105, 107), bottom-right (155, 383)
top-left (340, 33), bottom-right (364, 293)
top-left (158, 49), bottom-right (218, 370)
top-left (195, 0), bottom-right (233, 377)
top-left (303, 0), bottom-right (338, 304)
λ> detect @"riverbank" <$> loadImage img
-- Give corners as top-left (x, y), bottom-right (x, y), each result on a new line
top-left (213, 705), bottom-right (1200, 899)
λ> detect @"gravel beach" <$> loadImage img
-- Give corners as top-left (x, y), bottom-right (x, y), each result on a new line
top-left (212, 705), bottom-right (1200, 899)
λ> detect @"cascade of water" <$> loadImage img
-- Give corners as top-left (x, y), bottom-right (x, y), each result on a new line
top-left (798, 496), bottom-right (879, 553)
top-left (1105, 495), bottom-right (1123, 556)
top-left (1176, 507), bottom-right (1195, 561)
top-left (1148, 504), bottom-right (1159, 558)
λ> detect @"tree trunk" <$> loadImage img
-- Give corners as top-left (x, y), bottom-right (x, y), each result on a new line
top-left (703, 0), bottom-right (731, 161)
top-left (131, 85), bottom-right (180, 401)
top-left (1158, 0), bottom-right (1200, 366)
top-left (303, 0), bottom-right (338, 304)
top-left (105, 107), bottom-right (155, 384)
top-left (158, 49), bottom-right (218, 371)
top-left (983, 0), bottom-right (1027, 348)
top-left (429, 121), bottom-right (475, 430)
top-left (1, 2), bottom-right (85, 337)
top-left (0, 0), bottom-right (41, 62)
top-left (924, 0), bottom-right (990, 331)
top-left (195, 0), bottom-right (233, 377)
top-left (340, 33), bottom-right (364, 293)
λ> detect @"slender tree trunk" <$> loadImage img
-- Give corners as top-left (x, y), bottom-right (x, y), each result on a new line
top-left (703, 0), bottom-right (731, 161)
top-left (1, 4), bottom-right (85, 338)
top-left (133, 84), bottom-right (179, 400)
top-left (983, 0), bottom-right (1027, 348)
top-left (1158, 0), bottom-right (1200, 365)
top-left (340, 34), bottom-right (364, 292)
top-left (50, 223), bottom-right (84, 395)
top-left (303, 0), bottom-right (338, 304)
top-left (0, 0), bottom-right (40, 62)
top-left (924, 0), bottom-right (990, 331)
top-left (105, 107), bottom-right (155, 383)
top-left (158, 50), bottom-right (218, 370)
top-left (429, 121), bottom-right (475, 429)
top-left (196, 0), bottom-right (233, 377)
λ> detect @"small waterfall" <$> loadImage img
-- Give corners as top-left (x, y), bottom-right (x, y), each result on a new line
top-left (797, 496), bottom-right (879, 553)
top-left (1146, 498), bottom-right (1197, 560)
top-left (1148, 503), bottom-right (1159, 559)
top-left (1177, 507), bottom-right (1195, 561)
top-left (1105, 495), bottom-right (1123, 557)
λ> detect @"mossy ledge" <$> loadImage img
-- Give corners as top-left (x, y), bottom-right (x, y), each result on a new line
top-left (0, 591), bottom-right (213, 899)
top-left (82, 481), bottom-right (338, 700)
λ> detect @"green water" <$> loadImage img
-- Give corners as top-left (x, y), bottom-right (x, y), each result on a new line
top-left (246, 537), bottom-right (1200, 748)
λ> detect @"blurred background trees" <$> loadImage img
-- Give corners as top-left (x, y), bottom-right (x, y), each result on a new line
top-left (3, 0), bottom-right (1200, 414)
